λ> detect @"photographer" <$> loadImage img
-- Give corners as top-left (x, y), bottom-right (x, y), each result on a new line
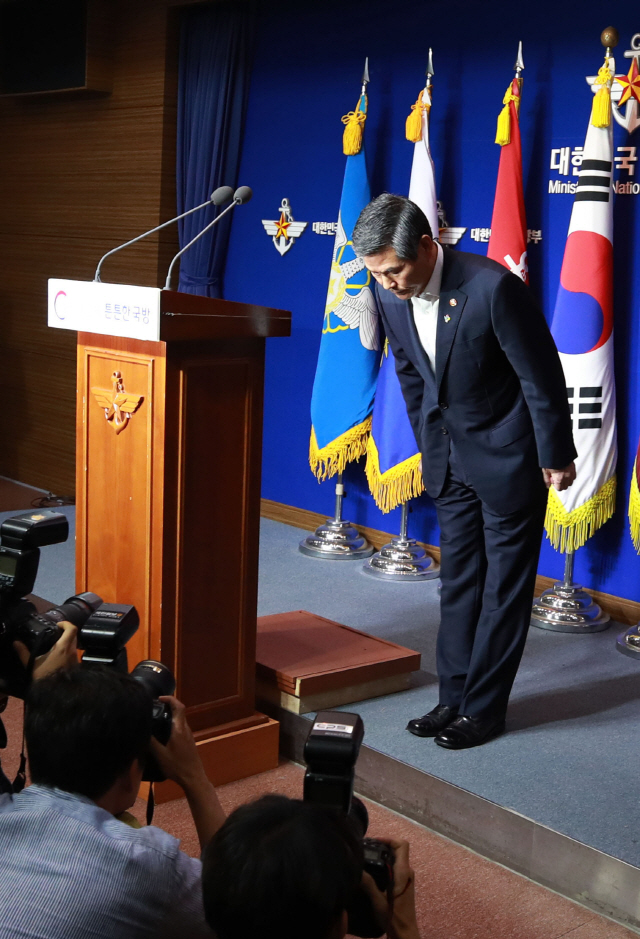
top-left (0, 666), bottom-right (224, 939)
top-left (201, 794), bottom-right (421, 939)
top-left (0, 620), bottom-right (79, 793)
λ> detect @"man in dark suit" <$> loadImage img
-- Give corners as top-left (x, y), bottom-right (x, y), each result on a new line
top-left (352, 194), bottom-right (576, 749)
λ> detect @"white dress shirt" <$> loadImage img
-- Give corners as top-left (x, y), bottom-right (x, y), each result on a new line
top-left (411, 241), bottom-right (443, 374)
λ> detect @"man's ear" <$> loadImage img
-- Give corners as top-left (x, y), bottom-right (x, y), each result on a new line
top-left (121, 758), bottom-right (144, 797)
top-left (419, 232), bottom-right (434, 251)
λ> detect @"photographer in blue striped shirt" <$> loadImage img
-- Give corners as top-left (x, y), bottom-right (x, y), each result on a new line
top-left (0, 666), bottom-right (224, 939)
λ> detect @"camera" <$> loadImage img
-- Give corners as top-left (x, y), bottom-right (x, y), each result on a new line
top-left (303, 710), bottom-right (395, 938)
top-left (0, 509), bottom-right (175, 782)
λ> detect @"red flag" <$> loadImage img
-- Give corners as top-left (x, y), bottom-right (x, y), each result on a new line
top-left (487, 78), bottom-right (528, 284)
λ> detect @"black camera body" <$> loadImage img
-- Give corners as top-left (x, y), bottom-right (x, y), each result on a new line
top-left (0, 510), bottom-right (175, 783)
top-left (303, 710), bottom-right (394, 938)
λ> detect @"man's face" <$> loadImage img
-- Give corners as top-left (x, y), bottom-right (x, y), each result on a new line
top-left (362, 234), bottom-right (437, 299)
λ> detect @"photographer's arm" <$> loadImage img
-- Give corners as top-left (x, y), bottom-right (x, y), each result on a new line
top-left (362, 839), bottom-right (420, 939)
top-left (13, 621), bottom-right (78, 681)
top-left (150, 696), bottom-right (225, 850)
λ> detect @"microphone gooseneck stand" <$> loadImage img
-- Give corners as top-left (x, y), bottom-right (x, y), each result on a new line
top-left (94, 186), bottom-right (235, 283)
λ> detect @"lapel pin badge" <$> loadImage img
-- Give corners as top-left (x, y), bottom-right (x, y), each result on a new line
top-left (444, 314), bottom-right (451, 323)
top-left (449, 298), bottom-right (457, 306)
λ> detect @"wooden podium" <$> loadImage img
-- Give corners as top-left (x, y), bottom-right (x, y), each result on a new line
top-left (70, 287), bottom-right (290, 795)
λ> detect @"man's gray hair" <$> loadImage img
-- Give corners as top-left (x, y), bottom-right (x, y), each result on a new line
top-left (352, 193), bottom-right (433, 260)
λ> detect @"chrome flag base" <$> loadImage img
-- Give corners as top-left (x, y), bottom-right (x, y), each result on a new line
top-left (299, 518), bottom-right (373, 560)
top-left (363, 502), bottom-right (440, 582)
top-left (616, 624), bottom-right (640, 659)
top-left (531, 552), bottom-right (609, 633)
top-left (299, 474), bottom-right (373, 560)
top-left (363, 536), bottom-right (439, 581)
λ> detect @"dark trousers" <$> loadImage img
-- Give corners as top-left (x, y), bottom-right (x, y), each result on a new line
top-left (434, 450), bottom-right (547, 719)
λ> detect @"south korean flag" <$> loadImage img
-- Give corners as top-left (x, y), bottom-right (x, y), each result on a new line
top-left (546, 65), bottom-right (617, 553)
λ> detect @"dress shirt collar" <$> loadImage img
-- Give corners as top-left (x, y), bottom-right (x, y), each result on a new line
top-left (417, 240), bottom-right (443, 301)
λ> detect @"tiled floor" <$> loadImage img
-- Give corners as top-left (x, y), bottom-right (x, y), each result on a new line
top-left (141, 758), bottom-right (637, 939)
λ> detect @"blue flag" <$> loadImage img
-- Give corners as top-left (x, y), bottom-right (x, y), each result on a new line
top-left (365, 83), bottom-right (437, 512)
top-left (309, 93), bottom-right (380, 480)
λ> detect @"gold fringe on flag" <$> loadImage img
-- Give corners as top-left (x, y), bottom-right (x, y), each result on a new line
top-left (405, 88), bottom-right (429, 142)
top-left (628, 459), bottom-right (640, 552)
top-left (364, 436), bottom-right (424, 514)
top-left (545, 475), bottom-right (616, 553)
top-left (309, 417), bottom-right (371, 481)
top-left (590, 64), bottom-right (612, 128)
top-left (341, 95), bottom-right (367, 155)
top-left (495, 83), bottom-right (520, 146)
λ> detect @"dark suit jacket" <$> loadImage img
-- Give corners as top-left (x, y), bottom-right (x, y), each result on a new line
top-left (376, 247), bottom-right (577, 515)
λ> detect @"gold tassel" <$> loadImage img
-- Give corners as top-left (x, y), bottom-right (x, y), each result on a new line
top-left (309, 417), bottom-right (371, 481)
top-left (364, 436), bottom-right (424, 513)
top-left (495, 83), bottom-right (519, 146)
top-left (544, 475), bottom-right (616, 554)
top-left (629, 460), bottom-right (640, 553)
top-left (591, 64), bottom-right (612, 128)
top-left (341, 95), bottom-right (367, 155)
top-left (405, 89), bottom-right (428, 142)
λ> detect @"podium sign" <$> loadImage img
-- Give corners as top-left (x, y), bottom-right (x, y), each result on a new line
top-left (48, 279), bottom-right (160, 341)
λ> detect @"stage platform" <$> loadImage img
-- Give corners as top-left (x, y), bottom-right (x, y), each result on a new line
top-left (15, 500), bottom-right (640, 932)
top-left (257, 517), bottom-right (640, 932)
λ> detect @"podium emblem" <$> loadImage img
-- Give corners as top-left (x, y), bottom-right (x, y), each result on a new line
top-left (91, 370), bottom-right (144, 434)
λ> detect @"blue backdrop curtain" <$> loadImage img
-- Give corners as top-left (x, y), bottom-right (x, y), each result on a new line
top-left (176, 2), bottom-right (256, 297)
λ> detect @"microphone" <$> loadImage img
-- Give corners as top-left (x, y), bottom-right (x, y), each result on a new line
top-left (233, 186), bottom-right (253, 204)
top-left (211, 185), bottom-right (234, 205)
top-left (93, 186), bottom-right (235, 282)
top-left (163, 185), bottom-right (253, 291)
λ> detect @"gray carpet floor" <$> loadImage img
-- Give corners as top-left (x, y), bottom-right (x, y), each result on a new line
top-left (258, 517), bottom-right (640, 870)
top-left (16, 506), bottom-right (640, 869)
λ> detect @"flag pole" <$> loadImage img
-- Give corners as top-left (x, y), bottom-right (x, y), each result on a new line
top-left (364, 50), bottom-right (439, 581)
top-left (299, 473), bottom-right (374, 559)
top-left (301, 57), bottom-right (376, 561)
top-left (531, 28), bottom-right (619, 634)
top-left (363, 501), bottom-right (440, 581)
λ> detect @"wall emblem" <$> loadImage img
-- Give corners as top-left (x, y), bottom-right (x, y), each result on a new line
top-left (262, 198), bottom-right (308, 256)
top-left (437, 202), bottom-right (466, 246)
top-left (91, 371), bottom-right (144, 435)
top-left (586, 34), bottom-right (640, 135)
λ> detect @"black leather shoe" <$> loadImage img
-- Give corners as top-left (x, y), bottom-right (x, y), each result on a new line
top-left (406, 705), bottom-right (458, 738)
top-left (434, 714), bottom-right (505, 749)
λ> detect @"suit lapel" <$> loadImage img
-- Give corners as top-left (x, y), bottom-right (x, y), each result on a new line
top-left (436, 248), bottom-right (468, 392)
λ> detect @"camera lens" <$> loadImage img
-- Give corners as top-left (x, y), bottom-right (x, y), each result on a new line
top-left (130, 660), bottom-right (176, 700)
top-left (46, 592), bottom-right (102, 627)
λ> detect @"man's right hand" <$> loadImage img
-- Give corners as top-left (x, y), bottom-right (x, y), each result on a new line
top-left (361, 838), bottom-right (420, 939)
top-left (149, 695), bottom-right (206, 790)
top-left (150, 695), bottom-right (226, 847)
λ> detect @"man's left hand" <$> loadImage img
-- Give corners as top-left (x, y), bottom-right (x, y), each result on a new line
top-left (542, 463), bottom-right (576, 491)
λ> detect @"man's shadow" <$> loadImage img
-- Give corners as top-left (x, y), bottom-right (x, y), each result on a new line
top-left (507, 673), bottom-right (640, 731)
